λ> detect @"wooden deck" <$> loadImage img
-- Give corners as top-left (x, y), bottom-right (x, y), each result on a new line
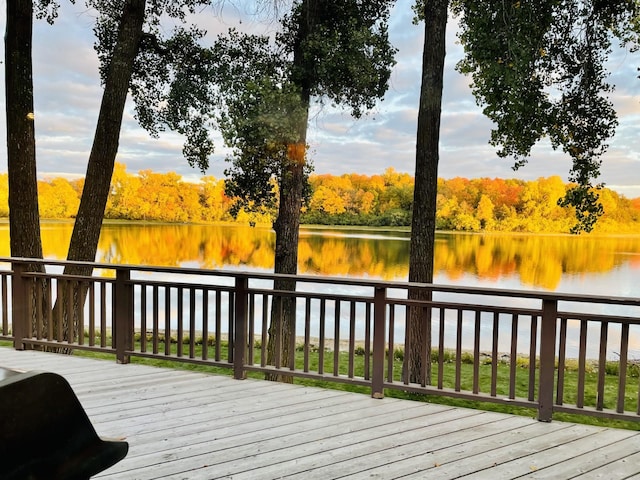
top-left (2, 349), bottom-right (640, 480)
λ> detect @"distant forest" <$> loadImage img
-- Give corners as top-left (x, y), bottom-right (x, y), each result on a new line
top-left (1, 163), bottom-right (639, 234)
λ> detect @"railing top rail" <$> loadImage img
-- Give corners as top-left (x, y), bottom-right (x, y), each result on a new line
top-left (2, 256), bottom-right (639, 308)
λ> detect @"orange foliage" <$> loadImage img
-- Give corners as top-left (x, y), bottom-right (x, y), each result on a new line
top-left (287, 143), bottom-right (306, 165)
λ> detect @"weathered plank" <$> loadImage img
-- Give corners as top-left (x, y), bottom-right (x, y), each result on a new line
top-left (1, 348), bottom-right (639, 480)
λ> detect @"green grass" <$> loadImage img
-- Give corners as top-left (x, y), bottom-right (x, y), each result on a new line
top-left (3, 336), bottom-right (639, 431)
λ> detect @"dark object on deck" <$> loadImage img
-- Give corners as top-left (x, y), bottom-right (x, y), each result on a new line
top-left (0, 367), bottom-right (129, 479)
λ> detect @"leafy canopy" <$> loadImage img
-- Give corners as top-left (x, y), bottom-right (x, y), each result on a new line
top-left (212, 0), bottom-right (397, 215)
top-left (452, 0), bottom-right (640, 232)
top-left (35, 0), bottom-right (225, 171)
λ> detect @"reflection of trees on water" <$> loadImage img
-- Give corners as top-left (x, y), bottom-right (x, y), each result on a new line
top-left (435, 233), bottom-right (640, 290)
top-left (2, 221), bottom-right (639, 290)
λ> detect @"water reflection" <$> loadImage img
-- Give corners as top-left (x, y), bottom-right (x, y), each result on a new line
top-left (1, 220), bottom-right (639, 296)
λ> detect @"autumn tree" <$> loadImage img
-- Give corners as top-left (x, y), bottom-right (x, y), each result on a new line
top-left (212, 0), bottom-right (397, 380)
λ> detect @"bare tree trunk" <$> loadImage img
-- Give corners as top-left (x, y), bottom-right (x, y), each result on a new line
top-left (54, 0), bottom-right (146, 342)
top-left (407, 0), bottom-right (448, 385)
top-left (5, 0), bottom-right (47, 341)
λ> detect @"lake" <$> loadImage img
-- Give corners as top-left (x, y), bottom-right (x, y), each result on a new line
top-left (6, 220), bottom-right (637, 296)
top-left (2, 220), bottom-right (640, 358)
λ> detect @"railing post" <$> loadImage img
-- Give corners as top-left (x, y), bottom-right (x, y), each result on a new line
top-left (371, 286), bottom-right (386, 399)
top-left (538, 298), bottom-right (558, 422)
top-left (11, 261), bottom-right (29, 350)
top-left (233, 275), bottom-right (248, 380)
top-left (114, 267), bottom-right (133, 364)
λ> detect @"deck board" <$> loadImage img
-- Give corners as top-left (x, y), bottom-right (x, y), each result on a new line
top-left (1, 348), bottom-right (639, 479)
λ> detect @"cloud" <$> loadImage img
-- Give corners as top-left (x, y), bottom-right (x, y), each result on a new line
top-left (0, 1), bottom-right (638, 197)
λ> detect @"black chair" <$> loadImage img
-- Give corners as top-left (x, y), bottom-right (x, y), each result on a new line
top-left (0, 367), bottom-right (129, 479)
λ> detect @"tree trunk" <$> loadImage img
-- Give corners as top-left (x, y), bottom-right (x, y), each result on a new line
top-left (5, 0), bottom-right (43, 262)
top-left (265, 0), bottom-right (316, 382)
top-left (5, 0), bottom-right (48, 341)
top-left (407, 0), bottom-right (448, 385)
top-left (265, 155), bottom-right (306, 382)
top-left (55, 0), bottom-right (146, 343)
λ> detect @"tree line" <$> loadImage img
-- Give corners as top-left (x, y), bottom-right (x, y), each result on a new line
top-left (3, 164), bottom-right (639, 234)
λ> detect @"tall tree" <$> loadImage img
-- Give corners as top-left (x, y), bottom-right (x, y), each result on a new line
top-left (52, 0), bottom-right (235, 341)
top-left (212, 0), bottom-right (397, 380)
top-left (5, 0), bottom-right (43, 262)
top-left (407, 0), bottom-right (639, 383)
top-left (406, 0), bottom-right (449, 385)
top-left (65, 0), bottom-right (218, 277)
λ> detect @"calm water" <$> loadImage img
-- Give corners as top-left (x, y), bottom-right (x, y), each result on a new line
top-left (2, 220), bottom-right (638, 296)
top-left (2, 220), bottom-right (640, 358)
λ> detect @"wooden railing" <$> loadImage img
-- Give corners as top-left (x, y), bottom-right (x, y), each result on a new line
top-left (2, 257), bottom-right (640, 423)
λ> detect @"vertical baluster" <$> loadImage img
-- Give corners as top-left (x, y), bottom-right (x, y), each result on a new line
top-left (248, 292), bottom-right (255, 365)
top-left (348, 301), bottom-right (356, 379)
top-left (288, 295), bottom-right (297, 372)
top-left (1, 275), bottom-right (7, 336)
top-left (88, 282), bottom-right (95, 347)
top-left (364, 301), bottom-right (371, 381)
top-left (77, 281), bottom-right (85, 346)
top-left (617, 323), bottom-right (629, 414)
top-left (491, 311), bottom-right (499, 397)
top-left (528, 315), bottom-right (538, 402)
top-left (164, 286), bottom-right (171, 356)
top-left (576, 320), bottom-right (587, 408)
top-left (35, 277), bottom-right (43, 340)
top-left (556, 317), bottom-right (567, 405)
top-left (100, 282), bottom-right (107, 348)
top-left (455, 309), bottom-right (463, 392)
top-left (473, 310), bottom-right (480, 394)
top-left (509, 314), bottom-right (518, 400)
top-left (152, 285), bottom-right (159, 355)
top-left (228, 291), bottom-right (235, 363)
top-left (333, 300), bottom-right (341, 376)
top-left (189, 288), bottom-right (196, 359)
top-left (438, 307), bottom-right (445, 390)
top-left (387, 304), bottom-right (395, 383)
top-left (56, 280), bottom-right (63, 342)
top-left (304, 297), bottom-right (311, 373)
top-left (201, 289), bottom-right (209, 361)
top-left (318, 299), bottom-right (326, 375)
top-left (273, 293), bottom-right (282, 370)
top-left (260, 293), bottom-right (268, 367)
top-left (215, 290), bottom-right (222, 362)
top-left (176, 287), bottom-right (184, 358)
top-left (402, 302), bottom-right (410, 386)
top-left (44, 277), bottom-right (52, 342)
top-left (66, 279), bottom-right (74, 343)
top-left (140, 284), bottom-right (147, 353)
top-left (596, 321), bottom-right (608, 411)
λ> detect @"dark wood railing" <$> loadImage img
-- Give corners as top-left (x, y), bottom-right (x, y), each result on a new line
top-left (1, 257), bottom-right (640, 423)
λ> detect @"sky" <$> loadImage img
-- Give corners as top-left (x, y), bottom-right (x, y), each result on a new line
top-left (1, 0), bottom-right (639, 197)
